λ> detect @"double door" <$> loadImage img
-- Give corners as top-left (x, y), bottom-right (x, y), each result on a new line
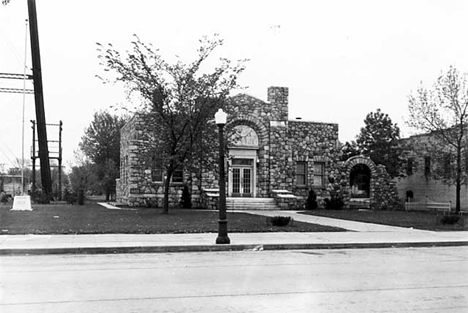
top-left (231, 166), bottom-right (252, 197)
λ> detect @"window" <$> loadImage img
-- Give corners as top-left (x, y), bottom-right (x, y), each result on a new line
top-left (295, 161), bottom-right (307, 186)
top-left (443, 154), bottom-right (452, 179)
top-left (151, 157), bottom-right (164, 183)
top-left (152, 168), bottom-right (163, 183)
top-left (424, 156), bottom-right (431, 175)
top-left (313, 162), bottom-right (325, 187)
top-left (465, 150), bottom-right (468, 174)
top-left (406, 158), bottom-right (414, 176)
top-left (172, 169), bottom-right (184, 184)
top-left (406, 190), bottom-right (414, 202)
top-left (124, 156), bottom-right (128, 184)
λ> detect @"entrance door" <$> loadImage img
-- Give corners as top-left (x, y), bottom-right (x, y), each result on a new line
top-left (232, 167), bottom-right (252, 197)
top-left (230, 158), bottom-right (254, 197)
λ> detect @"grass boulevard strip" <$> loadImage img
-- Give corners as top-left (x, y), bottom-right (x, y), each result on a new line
top-left (300, 209), bottom-right (468, 231)
top-left (0, 202), bottom-right (344, 235)
top-left (0, 201), bottom-right (466, 235)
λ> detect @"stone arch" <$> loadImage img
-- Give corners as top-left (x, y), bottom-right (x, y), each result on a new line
top-left (226, 113), bottom-right (268, 147)
top-left (344, 155), bottom-right (378, 199)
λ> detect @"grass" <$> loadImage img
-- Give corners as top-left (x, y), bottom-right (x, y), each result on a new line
top-left (301, 209), bottom-right (468, 231)
top-left (0, 202), bottom-right (345, 235)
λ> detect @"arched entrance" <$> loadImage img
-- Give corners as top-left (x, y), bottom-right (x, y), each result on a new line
top-left (350, 164), bottom-right (371, 198)
top-left (226, 114), bottom-right (269, 198)
top-left (228, 125), bottom-right (259, 197)
top-left (343, 156), bottom-right (378, 206)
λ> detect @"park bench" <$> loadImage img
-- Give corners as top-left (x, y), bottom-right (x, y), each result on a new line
top-left (405, 197), bottom-right (451, 214)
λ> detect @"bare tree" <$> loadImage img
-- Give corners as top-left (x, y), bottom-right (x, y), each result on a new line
top-left (97, 34), bottom-right (247, 213)
top-left (407, 66), bottom-right (468, 213)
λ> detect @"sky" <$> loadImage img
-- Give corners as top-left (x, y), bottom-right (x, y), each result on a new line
top-left (1, 0), bottom-right (468, 171)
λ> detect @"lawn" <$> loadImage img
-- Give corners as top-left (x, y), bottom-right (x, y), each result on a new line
top-left (0, 202), bottom-right (344, 235)
top-left (301, 209), bottom-right (468, 231)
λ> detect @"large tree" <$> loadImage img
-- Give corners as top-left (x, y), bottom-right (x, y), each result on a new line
top-left (79, 110), bottom-right (127, 201)
top-left (352, 109), bottom-right (401, 177)
top-left (97, 35), bottom-right (247, 213)
top-left (408, 66), bottom-right (468, 213)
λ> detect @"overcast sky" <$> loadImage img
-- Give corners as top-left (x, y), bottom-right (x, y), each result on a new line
top-left (1, 0), bottom-right (468, 171)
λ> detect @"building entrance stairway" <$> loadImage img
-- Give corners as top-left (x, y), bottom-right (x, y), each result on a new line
top-left (226, 197), bottom-right (280, 211)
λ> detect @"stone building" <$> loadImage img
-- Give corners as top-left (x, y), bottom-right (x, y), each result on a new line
top-left (116, 86), bottom-right (400, 209)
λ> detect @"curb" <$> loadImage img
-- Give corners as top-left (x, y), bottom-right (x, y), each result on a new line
top-left (1, 241), bottom-right (467, 256)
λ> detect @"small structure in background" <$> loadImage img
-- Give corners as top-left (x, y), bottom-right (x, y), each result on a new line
top-left (11, 195), bottom-right (33, 211)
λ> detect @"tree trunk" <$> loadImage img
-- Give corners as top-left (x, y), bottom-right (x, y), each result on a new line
top-left (456, 148), bottom-right (461, 213)
top-left (163, 168), bottom-right (174, 214)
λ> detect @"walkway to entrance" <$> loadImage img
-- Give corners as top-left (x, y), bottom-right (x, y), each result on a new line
top-left (236, 210), bottom-right (430, 233)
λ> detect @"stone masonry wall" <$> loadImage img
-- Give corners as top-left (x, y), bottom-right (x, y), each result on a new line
top-left (288, 121), bottom-right (340, 199)
top-left (372, 164), bottom-right (402, 210)
top-left (117, 114), bottom-right (188, 207)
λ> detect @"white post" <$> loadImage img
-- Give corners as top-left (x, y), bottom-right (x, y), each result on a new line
top-left (21, 19), bottom-right (29, 195)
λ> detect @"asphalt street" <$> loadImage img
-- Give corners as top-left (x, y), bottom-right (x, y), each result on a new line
top-left (1, 247), bottom-right (467, 312)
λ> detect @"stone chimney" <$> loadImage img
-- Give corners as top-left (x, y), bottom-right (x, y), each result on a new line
top-left (267, 86), bottom-right (289, 121)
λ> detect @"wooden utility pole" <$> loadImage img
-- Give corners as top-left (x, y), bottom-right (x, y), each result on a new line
top-left (31, 120), bottom-right (36, 193)
top-left (27, 0), bottom-right (52, 198)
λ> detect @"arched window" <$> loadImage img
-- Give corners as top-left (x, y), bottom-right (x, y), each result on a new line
top-left (406, 190), bottom-right (414, 202)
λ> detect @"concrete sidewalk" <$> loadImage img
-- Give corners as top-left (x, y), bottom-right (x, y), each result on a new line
top-left (0, 211), bottom-right (467, 255)
top-left (237, 210), bottom-right (429, 233)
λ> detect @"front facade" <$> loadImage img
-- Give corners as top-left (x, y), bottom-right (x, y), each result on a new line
top-left (117, 86), bottom-right (400, 209)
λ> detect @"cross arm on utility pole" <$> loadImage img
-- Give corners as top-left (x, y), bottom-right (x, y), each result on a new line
top-left (0, 73), bottom-right (33, 80)
top-left (0, 88), bottom-right (34, 94)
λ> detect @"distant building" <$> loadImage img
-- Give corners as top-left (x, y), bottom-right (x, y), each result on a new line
top-left (0, 174), bottom-right (28, 197)
top-left (394, 132), bottom-right (468, 209)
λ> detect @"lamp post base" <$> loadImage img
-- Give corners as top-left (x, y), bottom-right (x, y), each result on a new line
top-left (216, 219), bottom-right (230, 244)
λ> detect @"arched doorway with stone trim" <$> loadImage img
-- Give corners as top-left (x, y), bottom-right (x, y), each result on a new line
top-left (226, 114), bottom-right (269, 198)
top-left (350, 164), bottom-right (371, 198)
top-left (343, 155), bottom-right (378, 207)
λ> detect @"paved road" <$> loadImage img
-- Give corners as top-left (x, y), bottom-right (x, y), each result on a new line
top-left (1, 247), bottom-right (467, 312)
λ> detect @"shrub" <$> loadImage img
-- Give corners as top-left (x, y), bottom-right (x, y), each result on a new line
top-left (180, 185), bottom-right (192, 208)
top-left (64, 188), bottom-right (77, 205)
top-left (440, 214), bottom-right (460, 225)
top-left (77, 190), bottom-right (85, 205)
top-left (145, 198), bottom-right (158, 208)
top-left (306, 189), bottom-right (317, 210)
top-left (269, 216), bottom-right (292, 227)
top-left (1, 192), bottom-right (9, 204)
top-left (324, 193), bottom-right (344, 210)
top-left (30, 190), bottom-right (50, 204)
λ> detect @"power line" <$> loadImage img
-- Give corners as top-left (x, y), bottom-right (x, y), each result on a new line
top-left (0, 144), bottom-right (16, 168)
top-left (0, 87), bottom-right (33, 93)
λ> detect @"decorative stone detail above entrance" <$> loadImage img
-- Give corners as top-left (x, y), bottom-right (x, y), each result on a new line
top-left (231, 125), bottom-right (259, 148)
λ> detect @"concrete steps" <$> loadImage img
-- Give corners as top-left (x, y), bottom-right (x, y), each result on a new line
top-left (348, 198), bottom-right (371, 209)
top-left (226, 197), bottom-right (279, 210)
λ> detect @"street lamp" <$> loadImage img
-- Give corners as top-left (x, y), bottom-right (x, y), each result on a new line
top-left (215, 108), bottom-right (230, 244)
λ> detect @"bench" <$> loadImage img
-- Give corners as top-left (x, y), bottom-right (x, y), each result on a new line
top-left (405, 198), bottom-right (451, 213)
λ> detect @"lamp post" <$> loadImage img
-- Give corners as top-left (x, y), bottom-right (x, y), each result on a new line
top-left (215, 108), bottom-right (230, 244)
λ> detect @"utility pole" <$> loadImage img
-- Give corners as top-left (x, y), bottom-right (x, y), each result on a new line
top-left (31, 120), bottom-right (36, 193)
top-left (27, 0), bottom-right (52, 199)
